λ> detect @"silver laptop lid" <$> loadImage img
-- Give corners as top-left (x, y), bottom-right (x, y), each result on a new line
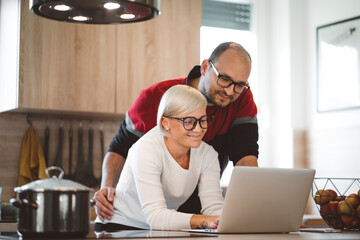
top-left (218, 167), bottom-right (315, 233)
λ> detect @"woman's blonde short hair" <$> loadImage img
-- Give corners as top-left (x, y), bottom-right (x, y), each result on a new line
top-left (157, 85), bottom-right (207, 136)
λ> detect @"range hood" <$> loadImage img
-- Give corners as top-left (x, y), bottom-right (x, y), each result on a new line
top-left (29, 0), bottom-right (161, 24)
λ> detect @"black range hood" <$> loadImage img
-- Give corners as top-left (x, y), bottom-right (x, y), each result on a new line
top-left (29, 0), bottom-right (161, 24)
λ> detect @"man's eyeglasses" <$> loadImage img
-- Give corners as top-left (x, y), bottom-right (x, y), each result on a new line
top-left (209, 60), bottom-right (250, 94)
top-left (164, 115), bottom-right (213, 131)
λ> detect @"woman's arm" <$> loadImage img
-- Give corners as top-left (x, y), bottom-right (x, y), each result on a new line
top-left (197, 146), bottom-right (224, 216)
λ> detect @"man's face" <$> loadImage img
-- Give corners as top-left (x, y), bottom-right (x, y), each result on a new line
top-left (200, 49), bottom-right (251, 107)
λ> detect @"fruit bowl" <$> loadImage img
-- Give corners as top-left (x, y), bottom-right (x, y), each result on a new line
top-left (312, 178), bottom-right (360, 230)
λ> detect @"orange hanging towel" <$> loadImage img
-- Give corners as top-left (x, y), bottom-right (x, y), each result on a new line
top-left (17, 125), bottom-right (47, 186)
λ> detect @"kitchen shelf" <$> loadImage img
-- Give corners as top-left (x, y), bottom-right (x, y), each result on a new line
top-left (4, 108), bottom-right (125, 122)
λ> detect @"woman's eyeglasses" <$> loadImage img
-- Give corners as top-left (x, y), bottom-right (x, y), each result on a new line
top-left (164, 115), bottom-right (213, 131)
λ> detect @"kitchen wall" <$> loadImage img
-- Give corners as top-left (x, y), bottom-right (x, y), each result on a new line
top-left (305, 0), bottom-right (360, 178)
top-left (302, 0), bottom-right (360, 214)
top-left (235, 0), bottom-right (358, 217)
top-left (252, 0), bottom-right (360, 213)
top-left (252, 0), bottom-right (294, 168)
top-left (0, 112), bottom-right (122, 202)
top-left (252, 0), bottom-right (360, 176)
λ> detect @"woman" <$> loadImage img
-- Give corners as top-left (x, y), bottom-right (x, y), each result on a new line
top-left (95, 85), bottom-right (223, 231)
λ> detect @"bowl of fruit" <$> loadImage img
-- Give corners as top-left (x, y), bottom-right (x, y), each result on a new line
top-left (312, 178), bottom-right (360, 230)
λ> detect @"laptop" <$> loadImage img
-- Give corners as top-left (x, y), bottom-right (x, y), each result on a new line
top-left (182, 167), bottom-right (315, 234)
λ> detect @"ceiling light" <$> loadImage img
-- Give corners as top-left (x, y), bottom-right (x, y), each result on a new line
top-left (104, 3), bottom-right (121, 10)
top-left (53, 4), bottom-right (71, 11)
top-left (71, 16), bottom-right (91, 22)
top-left (29, 0), bottom-right (161, 24)
top-left (120, 13), bottom-right (136, 20)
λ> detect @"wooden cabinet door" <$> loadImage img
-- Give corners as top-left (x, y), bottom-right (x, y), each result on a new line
top-left (18, 0), bottom-right (117, 113)
top-left (115, 0), bottom-right (201, 113)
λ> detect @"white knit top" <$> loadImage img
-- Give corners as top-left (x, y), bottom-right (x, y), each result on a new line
top-left (96, 126), bottom-right (223, 230)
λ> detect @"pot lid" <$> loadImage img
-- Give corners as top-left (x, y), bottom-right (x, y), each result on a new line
top-left (15, 167), bottom-right (93, 192)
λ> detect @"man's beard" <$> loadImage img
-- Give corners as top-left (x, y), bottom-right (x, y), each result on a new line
top-left (204, 90), bottom-right (217, 106)
top-left (202, 85), bottom-right (233, 107)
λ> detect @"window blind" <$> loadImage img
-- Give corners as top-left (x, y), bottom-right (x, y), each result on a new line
top-left (202, 0), bottom-right (252, 31)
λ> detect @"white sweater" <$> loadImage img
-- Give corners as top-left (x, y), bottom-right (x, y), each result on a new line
top-left (97, 126), bottom-right (223, 230)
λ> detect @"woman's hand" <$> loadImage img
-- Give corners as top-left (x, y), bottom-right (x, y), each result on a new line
top-left (190, 215), bottom-right (220, 229)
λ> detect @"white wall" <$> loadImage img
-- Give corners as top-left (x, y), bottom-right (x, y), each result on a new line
top-left (253, 0), bottom-right (294, 168)
top-left (253, 0), bottom-right (360, 177)
top-left (0, 0), bottom-right (20, 112)
top-left (305, 0), bottom-right (360, 178)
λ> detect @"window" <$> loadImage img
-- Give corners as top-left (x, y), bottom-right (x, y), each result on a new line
top-left (200, 0), bottom-right (257, 187)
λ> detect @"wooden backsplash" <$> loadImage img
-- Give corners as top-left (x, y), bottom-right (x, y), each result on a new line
top-left (0, 112), bottom-right (122, 203)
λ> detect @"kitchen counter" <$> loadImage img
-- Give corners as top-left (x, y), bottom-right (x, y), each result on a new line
top-left (1, 222), bottom-right (360, 240)
top-left (92, 230), bottom-right (360, 240)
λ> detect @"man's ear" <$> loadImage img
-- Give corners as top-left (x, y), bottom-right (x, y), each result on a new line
top-left (200, 59), bottom-right (210, 76)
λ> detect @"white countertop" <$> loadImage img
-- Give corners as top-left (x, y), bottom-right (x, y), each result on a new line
top-left (1, 221), bottom-right (360, 240)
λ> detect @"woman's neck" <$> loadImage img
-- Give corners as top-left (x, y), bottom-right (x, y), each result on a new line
top-left (163, 136), bottom-right (190, 169)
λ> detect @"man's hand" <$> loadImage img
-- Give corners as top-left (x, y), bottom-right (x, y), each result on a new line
top-left (94, 152), bottom-right (126, 221)
top-left (93, 187), bottom-right (115, 221)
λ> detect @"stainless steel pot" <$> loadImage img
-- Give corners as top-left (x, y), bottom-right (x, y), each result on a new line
top-left (10, 166), bottom-right (94, 238)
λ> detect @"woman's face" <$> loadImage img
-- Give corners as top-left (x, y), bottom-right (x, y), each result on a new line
top-left (162, 106), bottom-right (207, 149)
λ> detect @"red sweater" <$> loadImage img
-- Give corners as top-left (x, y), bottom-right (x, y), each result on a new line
top-left (109, 66), bottom-right (259, 173)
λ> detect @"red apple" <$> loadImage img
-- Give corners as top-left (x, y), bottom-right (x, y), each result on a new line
top-left (353, 217), bottom-right (360, 229)
top-left (346, 194), bottom-right (359, 208)
top-left (336, 195), bottom-right (346, 201)
top-left (326, 189), bottom-right (337, 201)
top-left (320, 204), bottom-right (331, 221)
top-left (341, 215), bottom-right (359, 229)
top-left (314, 190), bottom-right (330, 205)
top-left (329, 218), bottom-right (343, 229)
top-left (337, 200), bottom-right (354, 216)
top-left (328, 200), bottom-right (339, 216)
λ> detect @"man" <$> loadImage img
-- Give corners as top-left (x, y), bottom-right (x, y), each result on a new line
top-left (94, 42), bottom-right (259, 222)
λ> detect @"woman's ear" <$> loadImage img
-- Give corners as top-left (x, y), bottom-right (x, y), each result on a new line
top-left (161, 116), bottom-right (169, 131)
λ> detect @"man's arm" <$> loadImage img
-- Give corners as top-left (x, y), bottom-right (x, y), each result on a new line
top-left (235, 155), bottom-right (258, 167)
top-left (93, 152), bottom-right (126, 221)
top-left (101, 152), bottom-right (125, 188)
top-left (93, 116), bottom-right (141, 221)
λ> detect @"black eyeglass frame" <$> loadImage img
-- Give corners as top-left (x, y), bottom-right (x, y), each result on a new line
top-left (209, 60), bottom-right (250, 94)
top-left (164, 115), bottom-right (213, 131)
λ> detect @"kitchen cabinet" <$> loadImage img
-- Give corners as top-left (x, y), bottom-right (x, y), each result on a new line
top-left (0, 0), bottom-right (117, 113)
top-left (18, 0), bottom-right (117, 113)
top-left (0, 0), bottom-right (201, 114)
top-left (114, 0), bottom-right (202, 113)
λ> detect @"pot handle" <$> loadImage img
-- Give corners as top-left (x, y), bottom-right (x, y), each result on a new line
top-left (10, 198), bottom-right (38, 209)
top-left (10, 198), bottom-right (22, 209)
top-left (90, 199), bottom-right (96, 207)
top-left (46, 166), bottom-right (64, 179)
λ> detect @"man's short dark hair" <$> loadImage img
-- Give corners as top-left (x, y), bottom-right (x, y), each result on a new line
top-left (209, 42), bottom-right (251, 64)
